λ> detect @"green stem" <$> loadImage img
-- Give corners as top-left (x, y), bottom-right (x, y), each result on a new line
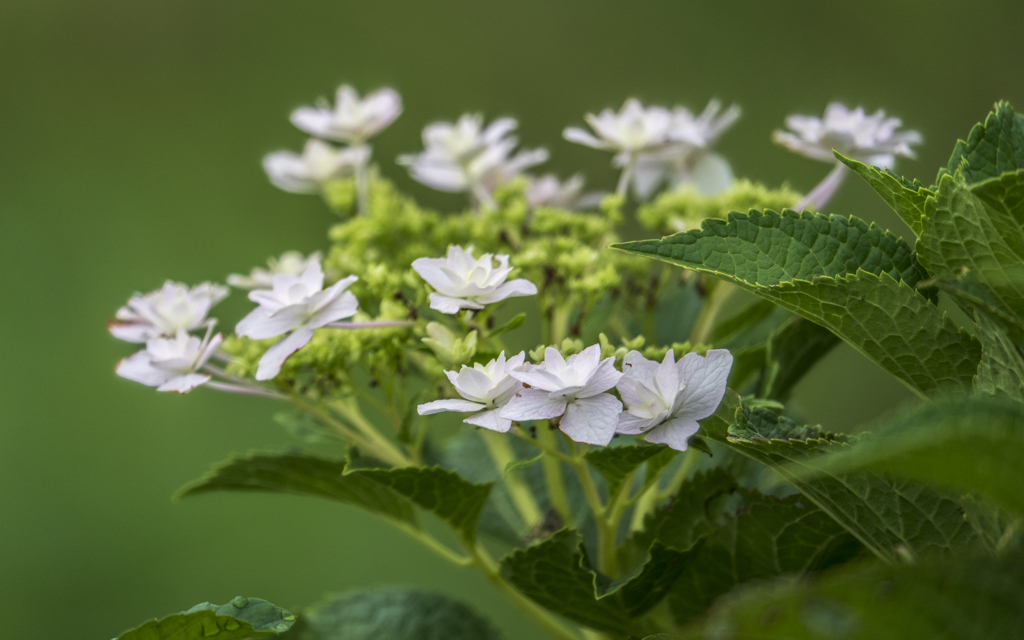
top-left (394, 523), bottom-right (472, 566)
top-left (688, 279), bottom-right (737, 345)
top-left (327, 398), bottom-right (413, 467)
top-left (658, 448), bottom-right (699, 500)
top-left (480, 430), bottom-right (543, 528)
top-left (629, 449), bottom-right (700, 532)
top-left (551, 303), bottom-right (572, 345)
top-left (537, 425), bottom-right (573, 524)
top-left (289, 396), bottom-right (381, 456)
top-left (569, 450), bottom-right (617, 576)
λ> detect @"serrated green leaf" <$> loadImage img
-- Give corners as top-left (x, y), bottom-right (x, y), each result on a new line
top-left (116, 598), bottom-right (294, 639)
top-left (761, 316), bottom-right (840, 401)
top-left (793, 397), bottom-right (1024, 517)
top-left (691, 554), bottom-right (1024, 640)
top-left (353, 466), bottom-right (493, 542)
top-left (613, 210), bottom-right (980, 396)
top-left (595, 542), bottom-right (691, 618)
top-left (837, 151), bottom-right (932, 237)
top-left (280, 589), bottom-right (503, 640)
top-left (697, 395), bottom-right (982, 564)
top-left (973, 312), bottom-right (1024, 402)
top-left (940, 101), bottom-right (1024, 185)
top-left (585, 445), bottom-right (678, 498)
top-left (176, 453), bottom-right (417, 527)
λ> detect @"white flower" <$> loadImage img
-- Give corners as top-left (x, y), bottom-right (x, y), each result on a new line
top-left (228, 251), bottom-right (323, 290)
top-left (563, 99), bottom-right (673, 154)
top-left (417, 351), bottom-right (526, 432)
top-left (290, 85), bottom-right (402, 144)
top-left (616, 349), bottom-right (733, 451)
top-left (629, 100), bottom-right (741, 199)
top-left (501, 345), bottom-right (623, 446)
top-left (235, 259), bottom-right (359, 380)
top-left (524, 173), bottom-right (606, 211)
top-left (116, 328), bottom-right (224, 393)
top-left (772, 102), bottom-right (921, 167)
top-left (412, 245), bottom-right (538, 314)
top-left (263, 139), bottom-right (370, 194)
top-left (398, 115), bottom-right (547, 206)
top-left (109, 281), bottom-right (229, 343)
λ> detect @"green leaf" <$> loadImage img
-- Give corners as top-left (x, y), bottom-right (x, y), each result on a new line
top-left (636, 469), bottom-right (860, 626)
top-left (692, 554), bottom-right (1024, 640)
top-left (726, 344), bottom-right (767, 391)
top-left (353, 466), bottom-right (493, 542)
top-left (709, 298), bottom-right (778, 344)
top-left (613, 210), bottom-right (981, 396)
top-left (761, 316), bottom-right (840, 401)
top-left (490, 312), bottom-right (526, 338)
top-left (697, 395), bottom-right (983, 563)
top-left (176, 453), bottom-right (417, 527)
top-left (584, 445), bottom-right (678, 498)
top-left (281, 589), bottom-right (503, 640)
top-left (940, 100), bottom-right (1024, 185)
top-left (792, 397), bottom-right (1024, 517)
top-left (973, 312), bottom-right (1024, 402)
top-left (116, 597), bottom-right (295, 639)
top-left (837, 150), bottom-right (932, 237)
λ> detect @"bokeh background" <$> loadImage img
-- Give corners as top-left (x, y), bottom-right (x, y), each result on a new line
top-left (1, 2), bottom-right (1022, 638)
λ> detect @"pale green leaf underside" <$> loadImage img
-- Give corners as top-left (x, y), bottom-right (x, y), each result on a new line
top-left (837, 151), bottom-right (931, 237)
top-left (116, 598), bottom-right (294, 640)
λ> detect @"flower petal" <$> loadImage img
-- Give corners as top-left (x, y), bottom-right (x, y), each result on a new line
top-left (156, 373), bottom-right (212, 394)
top-left (464, 408), bottom-right (512, 433)
top-left (116, 351), bottom-right (171, 387)
top-left (235, 305), bottom-right (305, 340)
top-left (578, 357), bottom-right (622, 397)
top-left (417, 399), bottom-right (487, 415)
top-left (563, 127), bottom-right (609, 150)
top-left (108, 321), bottom-right (158, 343)
top-left (429, 293), bottom-right (483, 314)
top-left (644, 416), bottom-right (701, 451)
top-left (500, 388), bottom-right (567, 421)
top-left (560, 393), bottom-right (622, 446)
top-left (673, 349), bottom-right (734, 421)
top-left (616, 410), bottom-right (655, 435)
top-left (255, 327), bottom-right (316, 381)
top-left (474, 278), bottom-right (538, 304)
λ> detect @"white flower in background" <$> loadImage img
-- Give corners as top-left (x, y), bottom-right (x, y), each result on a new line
top-left (501, 345), bottom-right (623, 446)
top-left (563, 99), bottom-right (673, 154)
top-left (235, 259), bottom-right (359, 380)
top-left (109, 281), bottom-right (229, 343)
top-left (417, 351), bottom-right (527, 432)
top-left (227, 251), bottom-right (323, 290)
top-left (412, 245), bottom-right (538, 314)
top-left (616, 349), bottom-right (733, 451)
top-left (773, 103), bottom-right (922, 210)
top-left (524, 173), bottom-right (606, 211)
top-left (263, 139), bottom-right (370, 194)
top-left (116, 328), bottom-right (224, 393)
top-left (630, 100), bottom-right (742, 199)
top-left (398, 115), bottom-right (548, 209)
top-left (290, 85), bottom-right (402, 144)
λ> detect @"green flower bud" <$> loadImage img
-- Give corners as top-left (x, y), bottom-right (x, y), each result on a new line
top-left (422, 322), bottom-right (477, 368)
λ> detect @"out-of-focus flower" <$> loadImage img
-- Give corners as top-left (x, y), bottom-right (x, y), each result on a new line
top-left (563, 99), bottom-right (673, 154)
top-left (290, 85), bottom-right (402, 144)
top-left (109, 281), bottom-right (229, 343)
top-left (418, 351), bottom-right (526, 432)
top-left (501, 345), bottom-right (623, 445)
top-left (116, 328), bottom-right (224, 393)
top-left (524, 173), bottom-right (606, 211)
top-left (412, 245), bottom-right (538, 314)
top-left (421, 322), bottom-right (478, 368)
top-left (263, 139), bottom-right (370, 194)
top-left (235, 259), bottom-right (359, 380)
top-left (773, 103), bottom-right (922, 211)
top-left (398, 115), bottom-right (547, 209)
top-left (616, 349), bottom-right (733, 451)
top-left (227, 251), bottom-right (323, 290)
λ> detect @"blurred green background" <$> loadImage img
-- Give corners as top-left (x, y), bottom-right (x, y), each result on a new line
top-left (1, 1), bottom-right (1022, 638)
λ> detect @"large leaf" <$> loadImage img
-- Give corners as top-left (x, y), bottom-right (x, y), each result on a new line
top-left (116, 598), bottom-right (295, 640)
top-left (636, 468), bottom-right (860, 626)
top-left (613, 210), bottom-right (980, 396)
top-left (690, 554), bottom-right (1024, 640)
top-left (281, 589), bottom-right (503, 640)
top-left (837, 151), bottom-right (932, 237)
top-left (697, 395), bottom-right (982, 563)
top-left (760, 316), bottom-right (840, 401)
top-left (973, 312), bottom-right (1024, 402)
top-left (940, 100), bottom-right (1024, 186)
top-left (793, 397), bottom-right (1024, 517)
top-left (585, 444), bottom-right (678, 498)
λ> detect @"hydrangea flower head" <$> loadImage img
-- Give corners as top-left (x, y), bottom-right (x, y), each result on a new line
top-left (412, 245), bottom-right (538, 314)
top-left (116, 328), bottom-right (224, 394)
top-left (616, 348), bottom-right (733, 451)
top-left (290, 85), bottom-right (402, 144)
top-left (773, 102), bottom-right (921, 167)
top-left (417, 351), bottom-right (526, 432)
top-left (228, 251), bottom-right (323, 290)
top-left (524, 173), bottom-right (605, 210)
top-left (109, 281), bottom-right (228, 343)
top-left (563, 99), bottom-right (673, 154)
top-left (501, 345), bottom-right (623, 445)
top-left (263, 139), bottom-right (369, 194)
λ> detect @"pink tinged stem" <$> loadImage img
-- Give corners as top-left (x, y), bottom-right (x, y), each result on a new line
top-left (796, 162), bottom-right (848, 211)
top-left (325, 320), bottom-right (414, 329)
top-left (204, 381), bottom-right (287, 399)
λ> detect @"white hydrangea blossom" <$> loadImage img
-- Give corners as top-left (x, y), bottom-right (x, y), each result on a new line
top-left (501, 345), bottom-right (623, 446)
top-left (116, 328), bottom-right (224, 394)
top-left (412, 245), bottom-right (537, 314)
top-left (108, 281), bottom-right (229, 343)
top-left (227, 251), bottom-right (323, 290)
top-left (563, 99), bottom-right (674, 154)
top-left (417, 351), bottom-right (526, 432)
top-left (235, 259), bottom-right (359, 380)
top-left (616, 349), bottom-right (733, 451)
top-left (263, 139), bottom-right (370, 194)
top-left (398, 115), bottom-right (547, 209)
top-left (773, 103), bottom-right (922, 210)
top-left (290, 85), bottom-right (402, 144)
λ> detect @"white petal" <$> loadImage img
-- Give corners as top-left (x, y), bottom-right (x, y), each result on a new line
top-left (500, 389), bottom-right (567, 421)
top-left (116, 351), bottom-right (171, 387)
top-left (429, 293), bottom-right (482, 314)
top-left (464, 408), bottom-right (512, 433)
top-left (411, 258), bottom-right (454, 292)
top-left (578, 357), bottom-right (622, 398)
top-left (673, 349), bottom-right (734, 421)
top-left (644, 416), bottom-right (701, 451)
top-left (108, 321), bottom-right (159, 343)
top-left (255, 327), bottom-right (316, 381)
top-left (417, 399), bottom-right (487, 415)
top-left (508, 367), bottom-right (567, 393)
top-left (616, 410), bottom-right (656, 435)
top-left (474, 278), bottom-right (538, 304)
top-left (563, 127), bottom-right (609, 150)
top-left (308, 290), bottom-right (359, 328)
top-left (690, 152), bottom-right (734, 196)
top-left (156, 373), bottom-right (212, 394)
top-left (560, 394), bottom-right (622, 446)
top-left (617, 350), bottom-right (658, 408)
top-left (235, 305), bottom-right (305, 340)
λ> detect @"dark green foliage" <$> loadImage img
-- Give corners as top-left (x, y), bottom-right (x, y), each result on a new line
top-left (115, 598), bottom-right (294, 639)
